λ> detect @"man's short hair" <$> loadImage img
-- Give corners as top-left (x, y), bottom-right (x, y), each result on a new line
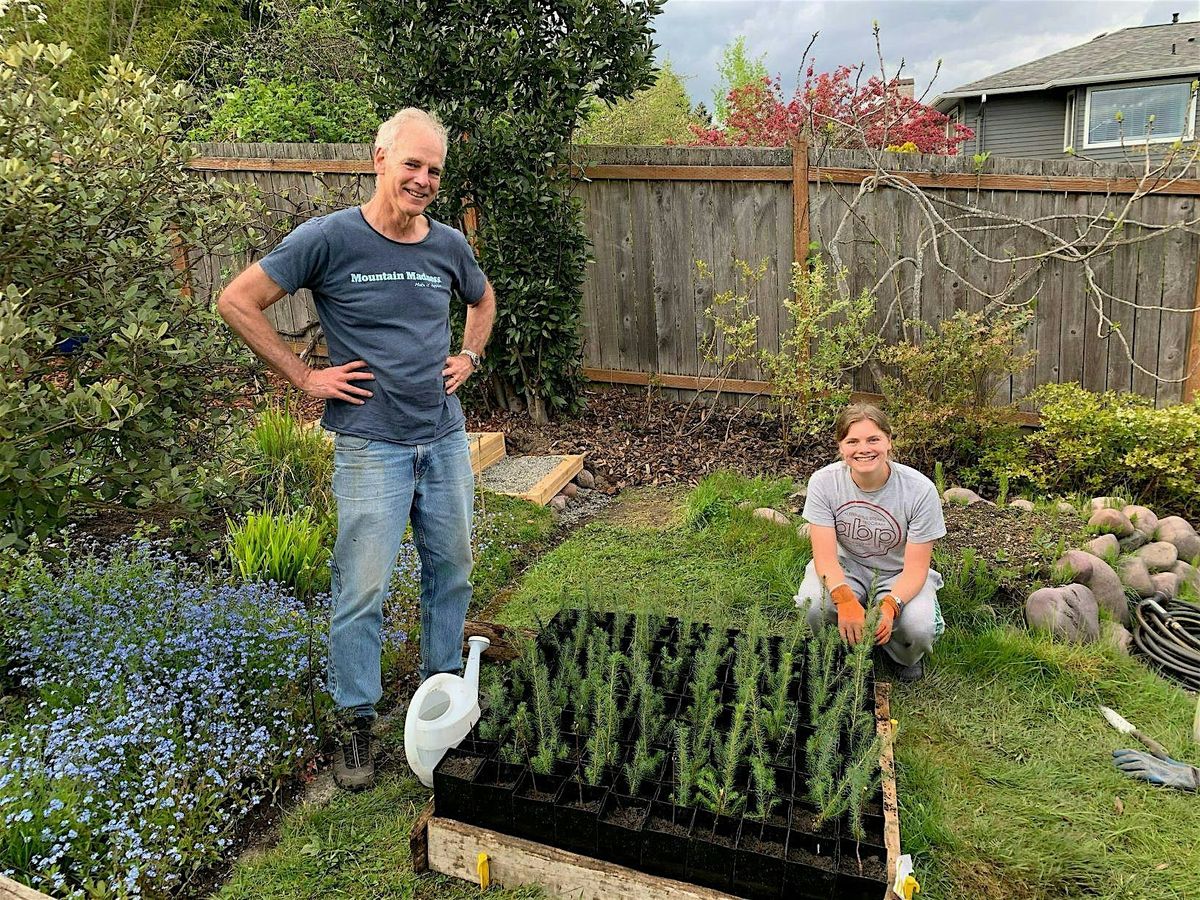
top-left (374, 108), bottom-right (449, 158)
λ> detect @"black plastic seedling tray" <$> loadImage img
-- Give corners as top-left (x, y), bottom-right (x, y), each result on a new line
top-left (431, 608), bottom-right (892, 899)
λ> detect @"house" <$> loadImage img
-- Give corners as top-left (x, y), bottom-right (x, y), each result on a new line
top-left (934, 14), bottom-right (1199, 160)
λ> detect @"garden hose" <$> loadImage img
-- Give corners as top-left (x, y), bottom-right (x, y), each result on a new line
top-left (1131, 593), bottom-right (1200, 691)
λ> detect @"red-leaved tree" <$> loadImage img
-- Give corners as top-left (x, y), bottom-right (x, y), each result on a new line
top-left (690, 66), bottom-right (974, 154)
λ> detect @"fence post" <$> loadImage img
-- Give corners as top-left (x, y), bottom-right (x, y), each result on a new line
top-left (792, 139), bottom-right (809, 272)
top-left (1185, 255), bottom-right (1200, 403)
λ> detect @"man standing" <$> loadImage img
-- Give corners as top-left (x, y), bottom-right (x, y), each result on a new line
top-left (218, 108), bottom-right (495, 790)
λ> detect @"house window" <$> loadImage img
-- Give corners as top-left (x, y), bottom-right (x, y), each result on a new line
top-left (1084, 82), bottom-right (1196, 148)
top-left (1063, 90), bottom-right (1076, 151)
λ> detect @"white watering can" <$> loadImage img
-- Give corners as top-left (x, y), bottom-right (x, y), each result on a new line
top-left (404, 635), bottom-right (491, 788)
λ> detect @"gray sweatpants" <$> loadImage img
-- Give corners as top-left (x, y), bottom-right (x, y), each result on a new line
top-left (794, 558), bottom-right (944, 667)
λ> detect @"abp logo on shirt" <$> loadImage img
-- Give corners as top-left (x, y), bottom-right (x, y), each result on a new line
top-left (833, 500), bottom-right (902, 558)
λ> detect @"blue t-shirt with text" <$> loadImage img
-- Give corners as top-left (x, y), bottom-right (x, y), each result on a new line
top-left (260, 208), bottom-right (487, 445)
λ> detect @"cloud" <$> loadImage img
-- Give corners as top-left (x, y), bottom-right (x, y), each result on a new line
top-left (652, 0), bottom-right (1185, 109)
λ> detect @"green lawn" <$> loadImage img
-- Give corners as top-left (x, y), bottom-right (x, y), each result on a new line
top-left (218, 477), bottom-right (1200, 900)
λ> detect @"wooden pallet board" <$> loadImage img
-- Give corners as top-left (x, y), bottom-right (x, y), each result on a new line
top-left (426, 816), bottom-right (743, 899)
top-left (0, 874), bottom-right (53, 900)
top-left (466, 432), bottom-right (506, 475)
top-left (518, 454), bottom-right (585, 505)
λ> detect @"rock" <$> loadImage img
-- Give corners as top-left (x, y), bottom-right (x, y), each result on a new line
top-left (1089, 496), bottom-right (1129, 513)
top-left (1025, 585), bottom-right (1100, 643)
top-left (1122, 505), bottom-right (1159, 534)
top-left (1087, 508), bottom-right (1135, 538)
top-left (1057, 550), bottom-right (1130, 626)
top-left (1118, 530), bottom-right (1149, 553)
top-left (1106, 622), bottom-right (1134, 656)
top-left (1151, 572), bottom-right (1182, 599)
top-left (1056, 501), bottom-right (1079, 515)
top-left (943, 487), bottom-right (983, 506)
top-left (549, 495), bottom-right (569, 512)
top-left (1135, 541), bottom-right (1178, 573)
top-left (737, 500), bottom-right (756, 510)
top-left (1118, 557), bottom-right (1156, 598)
top-left (1155, 517), bottom-right (1200, 562)
top-left (753, 508), bottom-right (791, 527)
top-left (1008, 499), bottom-right (1035, 512)
top-left (1084, 534), bottom-right (1120, 559)
top-left (1171, 560), bottom-right (1200, 593)
top-left (560, 481), bottom-right (579, 499)
top-left (797, 522), bottom-right (811, 541)
top-left (575, 469), bottom-right (596, 490)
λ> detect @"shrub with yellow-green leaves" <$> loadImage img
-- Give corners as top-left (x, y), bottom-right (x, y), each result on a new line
top-left (0, 1), bottom-right (262, 548)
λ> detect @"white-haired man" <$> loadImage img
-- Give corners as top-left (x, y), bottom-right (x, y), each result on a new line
top-left (219, 108), bottom-right (496, 790)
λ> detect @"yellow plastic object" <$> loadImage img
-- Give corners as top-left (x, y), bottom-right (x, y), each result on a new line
top-left (477, 851), bottom-right (490, 890)
top-left (899, 874), bottom-right (920, 899)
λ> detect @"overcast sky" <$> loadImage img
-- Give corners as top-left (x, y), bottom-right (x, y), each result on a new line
top-left (652, 0), bottom-right (1195, 111)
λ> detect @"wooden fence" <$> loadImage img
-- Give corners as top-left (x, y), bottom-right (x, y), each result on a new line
top-left (191, 142), bottom-right (1200, 406)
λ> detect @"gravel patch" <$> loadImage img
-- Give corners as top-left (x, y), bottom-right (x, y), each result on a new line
top-left (480, 455), bottom-right (569, 495)
top-left (556, 488), bottom-right (614, 529)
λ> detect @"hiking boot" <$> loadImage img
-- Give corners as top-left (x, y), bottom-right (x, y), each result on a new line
top-left (334, 717), bottom-right (375, 791)
top-left (894, 658), bottom-right (924, 683)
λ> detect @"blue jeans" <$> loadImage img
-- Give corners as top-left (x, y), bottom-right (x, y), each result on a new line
top-left (327, 428), bottom-right (475, 718)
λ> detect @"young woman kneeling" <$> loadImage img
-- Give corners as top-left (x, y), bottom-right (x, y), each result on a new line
top-left (794, 404), bottom-right (946, 681)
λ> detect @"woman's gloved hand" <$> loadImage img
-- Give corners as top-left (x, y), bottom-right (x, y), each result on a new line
top-left (876, 593), bottom-right (902, 644)
top-left (831, 583), bottom-right (865, 644)
top-left (1112, 748), bottom-right (1200, 791)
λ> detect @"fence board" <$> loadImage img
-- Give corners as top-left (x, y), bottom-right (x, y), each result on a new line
top-left (190, 142), bottom-right (1200, 408)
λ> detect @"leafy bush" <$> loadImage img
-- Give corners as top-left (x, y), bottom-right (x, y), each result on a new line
top-left (575, 62), bottom-right (703, 145)
top-left (879, 307), bottom-right (1033, 480)
top-left (760, 258), bottom-right (879, 441)
top-left (193, 76), bottom-right (377, 142)
top-left (0, 542), bottom-right (323, 898)
top-left (0, 12), bottom-right (260, 548)
top-left (361, 0), bottom-right (662, 421)
top-left (992, 383), bottom-right (1200, 517)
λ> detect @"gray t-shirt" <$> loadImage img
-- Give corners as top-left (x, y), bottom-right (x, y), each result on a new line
top-left (260, 208), bottom-right (487, 445)
top-left (802, 461), bottom-right (946, 574)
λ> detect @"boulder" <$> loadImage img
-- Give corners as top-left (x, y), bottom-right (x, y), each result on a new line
top-left (575, 469), bottom-right (596, 490)
top-left (1171, 560), bottom-right (1200, 594)
top-left (797, 522), bottom-right (812, 541)
top-left (1084, 534), bottom-right (1120, 559)
top-left (1056, 501), bottom-right (1079, 515)
top-left (1122, 505), bottom-right (1159, 534)
top-left (1089, 496), bottom-right (1129, 513)
top-left (1155, 517), bottom-right (1200, 563)
top-left (1118, 530), bottom-right (1150, 553)
top-left (1057, 550), bottom-right (1130, 625)
top-left (549, 494), bottom-right (569, 512)
top-left (1025, 585), bottom-right (1100, 643)
top-left (944, 487), bottom-right (984, 506)
top-left (1135, 541), bottom-right (1178, 574)
top-left (560, 481), bottom-right (579, 499)
top-left (1151, 572), bottom-right (1182, 599)
top-left (1106, 622), bottom-right (1134, 656)
top-left (1088, 508), bottom-right (1135, 537)
top-left (1008, 499), bottom-right (1035, 512)
top-left (753, 508), bottom-right (791, 527)
top-left (1118, 557), bottom-right (1156, 598)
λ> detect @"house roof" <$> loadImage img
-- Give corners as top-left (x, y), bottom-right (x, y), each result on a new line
top-left (935, 19), bottom-right (1200, 108)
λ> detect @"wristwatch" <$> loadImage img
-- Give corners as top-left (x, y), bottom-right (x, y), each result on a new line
top-left (460, 349), bottom-right (481, 369)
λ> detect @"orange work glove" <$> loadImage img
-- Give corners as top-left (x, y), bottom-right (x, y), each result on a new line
top-left (831, 583), bottom-right (865, 645)
top-left (876, 593), bottom-right (902, 644)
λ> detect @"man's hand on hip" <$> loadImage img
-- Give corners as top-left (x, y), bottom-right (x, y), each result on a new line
top-left (443, 354), bottom-right (475, 395)
top-left (301, 360), bottom-right (375, 404)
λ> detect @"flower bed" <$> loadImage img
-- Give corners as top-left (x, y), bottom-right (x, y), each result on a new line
top-left (433, 608), bottom-right (890, 900)
top-left (0, 543), bottom-right (326, 898)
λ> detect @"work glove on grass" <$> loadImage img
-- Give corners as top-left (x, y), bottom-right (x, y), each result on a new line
top-left (1112, 748), bottom-right (1200, 791)
top-left (832, 583), bottom-right (865, 645)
